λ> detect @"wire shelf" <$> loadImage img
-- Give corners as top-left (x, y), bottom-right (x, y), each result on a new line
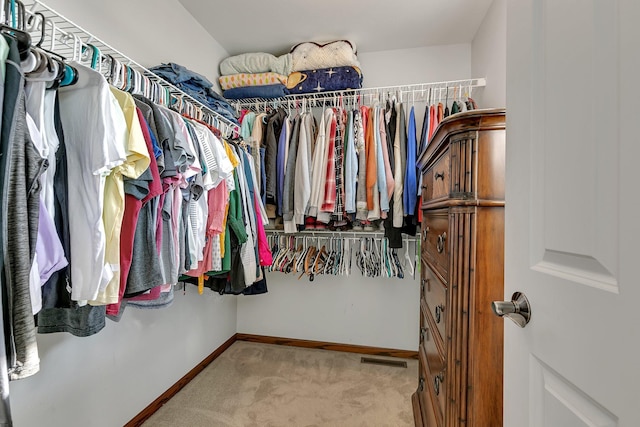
top-left (12, 0), bottom-right (240, 136)
top-left (230, 78), bottom-right (486, 112)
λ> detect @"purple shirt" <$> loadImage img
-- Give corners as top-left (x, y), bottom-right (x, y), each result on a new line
top-left (36, 199), bottom-right (68, 285)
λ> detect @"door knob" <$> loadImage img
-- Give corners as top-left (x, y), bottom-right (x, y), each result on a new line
top-left (491, 292), bottom-right (531, 328)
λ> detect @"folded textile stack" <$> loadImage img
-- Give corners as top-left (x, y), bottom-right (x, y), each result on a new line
top-left (219, 53), bottom-right (293, 99)
top-left (286, 40), bottom-right (362, 94)
top-left (286, 66), bottom-right (362, 94)
top-left (149, 62), bottom-right (238, 123)
top-left (219, 40), bottom-right (363, 100)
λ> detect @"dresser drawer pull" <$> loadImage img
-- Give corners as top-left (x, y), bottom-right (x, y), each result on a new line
top-left (420, 278), bottom-right (426, 295)
top-left (422, 227), bottom-right (430, 241)
top-left (418, 377), bottom-right (425, 392)
top-left (434, 372), bottom-right (445, 395)
top-left (420, 327), bottom-right (428, 343)
top-left (435, 304), bottom-right (445, 323)
top-left (421, 185), bottom-right (428, 190)
top-left (436, 232), bottom-right (447, 253)
top-left (421, 278), bottom-right (430, 294)
top-left (434, 171), bottom-right (445, 181)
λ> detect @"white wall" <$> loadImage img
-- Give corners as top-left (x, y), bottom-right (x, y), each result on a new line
top-left (11, 292), bottom-right (236, 427)
top-left (42, 0), bottom-right (228, 85)
top-left (238, 273), bottom-right (420, 351)
top-left (358, 44), bottom-right (472, 87)
top-left (471, 0), bottom-right (506, 108)
top-left (8, 1), bottom-right (238, 426)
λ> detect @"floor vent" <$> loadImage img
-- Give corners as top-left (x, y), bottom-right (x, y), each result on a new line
top-left (360, 357), bottom-right (407, 368)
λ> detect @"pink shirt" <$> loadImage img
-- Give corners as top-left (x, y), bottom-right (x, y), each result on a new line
top-left (254, 193), bottom-right (273, 266)
top-left (185, 180), bottom-right (228, 277)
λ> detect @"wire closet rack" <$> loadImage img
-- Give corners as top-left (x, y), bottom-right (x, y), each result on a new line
top-left (9, 0), bottom-right (240, 137)
top-left (230, 78), bottom-right (487, 113)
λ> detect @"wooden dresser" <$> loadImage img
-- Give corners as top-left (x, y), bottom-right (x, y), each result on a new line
top-left (412, 109), bottom-right (506, 427)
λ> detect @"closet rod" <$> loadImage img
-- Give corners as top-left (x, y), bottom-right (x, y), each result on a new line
top-left (264, 229), bottom-right (419, 240)
top-left (231, 77), bottom-right (486, 111)
top-left (17, 0), bottom-right (240, 136)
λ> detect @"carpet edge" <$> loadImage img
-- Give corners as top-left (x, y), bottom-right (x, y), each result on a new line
top-left (236, 333), bottom-right (419, 360)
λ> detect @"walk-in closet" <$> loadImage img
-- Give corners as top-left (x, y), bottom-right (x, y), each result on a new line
top-left (0, 0), bottom-right (506, 425)
top-left (4, 0), bottom-right (638, 426)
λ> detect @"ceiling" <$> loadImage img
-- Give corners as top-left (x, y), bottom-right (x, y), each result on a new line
top-left (178, 0), bottom-right (495, 56)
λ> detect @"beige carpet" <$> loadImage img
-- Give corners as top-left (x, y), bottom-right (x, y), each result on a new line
top-left (142, 341), bottom-right (417, 427)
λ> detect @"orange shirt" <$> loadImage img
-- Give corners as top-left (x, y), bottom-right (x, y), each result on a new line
top-left (365, 107), bottom-right (377, 210)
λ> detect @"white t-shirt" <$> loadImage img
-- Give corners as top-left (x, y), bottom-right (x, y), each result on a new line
top-left (191, 121), bottom-right (233, 190)
top-left (58, 63), bottom-right (127, 302)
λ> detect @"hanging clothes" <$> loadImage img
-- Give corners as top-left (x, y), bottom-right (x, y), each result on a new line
top-left (294, 112), bottom-right (313, 225)
top-left (90, 87), bottom-right (150, 306)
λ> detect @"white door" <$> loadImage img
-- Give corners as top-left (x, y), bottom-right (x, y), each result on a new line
top-left (505, 1), bottom-right (640, 426)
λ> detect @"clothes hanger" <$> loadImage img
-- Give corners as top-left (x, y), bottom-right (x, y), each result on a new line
top-left (382, 239), bottom-right (391, 278)
top-left (268, 236), bottom-right (281, 273)
top-left (302, 243), bottom-right (317, 281)
top-left (340, 238), bottom-right (349, 276)
top-left (404, 238), bottom-right (415, 278)
top-left (333, 238), bottom-right (342, 276)
top-left (80, 43), bottom-right (100, 70)
top-left (444, 86), bottom-right (450, 117)
top-left (292, 243), bottom-right (304, 274)
top-left (277, 238), bottom-right (292, 272)
top-left (48, 56), bottom-right (66, 89)
top-left (284, 237), bottom-right (299, 273)
top-left (372, 238), bottom-right (381, 277)
top-left (347, 238), bottom-right (353, 276)
top-left (392, 248), bottom-right (404, 279)
top-left (0, 22), bottom-right (30, 59)
top-left (355, 238), bottom-right (365, 276)
top-left (58, 35), bottom-right (82, 87)
top-left (313, 244), bottom-right (328, 277)
top-left (295, 239), bottom-right (309, 273)
top-left (129, 67), bottom-right (141, 95)
top-left (124, 64), bottom-right (133, 91)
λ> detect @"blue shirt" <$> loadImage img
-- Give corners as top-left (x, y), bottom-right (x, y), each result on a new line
top-left (404, 106), bottom-right (417, 215)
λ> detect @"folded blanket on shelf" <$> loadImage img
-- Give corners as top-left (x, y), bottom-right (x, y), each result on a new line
top-left (220, 53), bottom-right (292, 76)
top-left (149, 62), bottom-right (238, 123)
top-left (219, 72), bottom-right (289, 90)
top-left (290, 40), bottom-right (360, 72)
top-left (223, 84), bottom-right (290, 100)
top-left (287, 66), bottom-right (363, 94)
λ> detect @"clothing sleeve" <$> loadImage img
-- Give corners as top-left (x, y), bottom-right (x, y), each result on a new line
top-left (211, 134), bottom-right (234, 184)
top-left (208, 180), bottom-right (228, 234)
top-left (111, 89), bottom-right (150, 181)
top-left (93, 84), bottom-right (127, 176)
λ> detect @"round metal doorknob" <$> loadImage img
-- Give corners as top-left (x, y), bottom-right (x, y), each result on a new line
top-left (491, 291), bottom-right (531, 328)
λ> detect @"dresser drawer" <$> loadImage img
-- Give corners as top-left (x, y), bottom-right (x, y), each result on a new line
top-left (421, 210), bottom-right (449, 282)
top-left (417, 361), bottom-right (441, 427)
top-left (421, 266), bottom-right (447, 344)
top-left (419, 326), bottom-right (446, 425)
top-left (411, 392), bottom-right (425, 427)
top-left (422, 149), bottom-right (451, 203)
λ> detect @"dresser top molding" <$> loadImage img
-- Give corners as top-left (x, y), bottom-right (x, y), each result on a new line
top-left (417, 108), bottom-right (506, 171)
